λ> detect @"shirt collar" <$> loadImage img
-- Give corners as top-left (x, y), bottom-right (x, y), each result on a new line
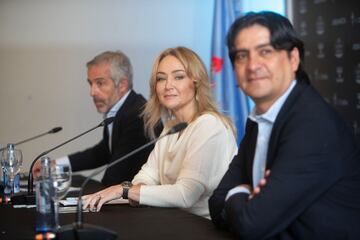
top-left (249, 80), bottom-right (297, 124)
top-left (105, 90), bottom-right (131, 119)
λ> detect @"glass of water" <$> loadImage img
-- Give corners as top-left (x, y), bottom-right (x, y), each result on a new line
top-left (50, 163), bottom-right (72, 228)
top-left (0, 144), bottom-right (22, 195)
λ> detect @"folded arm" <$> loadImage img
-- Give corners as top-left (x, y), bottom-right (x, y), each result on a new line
top-left (210, 117), bottom-right (344, 239)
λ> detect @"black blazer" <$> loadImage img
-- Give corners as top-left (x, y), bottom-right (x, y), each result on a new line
top-left (69, 90), bottom-right (154, 186)
top-left (209, 81), bottom-right (360, 240)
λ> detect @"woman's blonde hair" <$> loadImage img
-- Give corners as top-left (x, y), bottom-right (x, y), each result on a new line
top-left (142, 46), bottom-right (236, 139)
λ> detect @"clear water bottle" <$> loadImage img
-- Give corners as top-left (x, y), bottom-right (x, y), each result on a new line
top-left (1, 143), bottom-right (22, 195)
top-left (13, 170), bottom-right (21, 194)
top-left (35, 156), bottom-right (56, 235)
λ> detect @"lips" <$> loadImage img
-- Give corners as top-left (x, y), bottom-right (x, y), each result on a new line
top-left (164, 94), bottom-right (177, 99)
top-left (248, 76), bottom-right (267, 82)
top-left (249, 78), bottom-right (262, 81)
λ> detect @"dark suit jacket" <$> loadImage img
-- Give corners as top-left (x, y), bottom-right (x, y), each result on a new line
top-left (69, 90), bottom-right (154, 186)
top-left (209, 81), bottom-right (360, 240)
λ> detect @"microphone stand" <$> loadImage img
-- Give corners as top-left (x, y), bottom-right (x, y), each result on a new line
top-left (0, 126), bottom-right (62, 203)
top-left (0, 127), bottom-right (62, 152)
top-left (11, 118), bottom-right (114, 205)
top-left (57, 122), bottom-right (188, 240)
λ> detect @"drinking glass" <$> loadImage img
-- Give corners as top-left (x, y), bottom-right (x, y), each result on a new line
top-left (50, 163), bottom-right (72, 229)
top-left (0, 145), bottom-right (23, 195)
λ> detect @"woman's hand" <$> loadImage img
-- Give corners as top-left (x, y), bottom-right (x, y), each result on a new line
top-left (128, 184), bottom-right (142, 207)
top-left (82, 184), bottom-right (123, 212)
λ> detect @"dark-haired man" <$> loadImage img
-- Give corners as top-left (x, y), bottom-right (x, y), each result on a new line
top-left (209, 11), bottom-right (360, 239)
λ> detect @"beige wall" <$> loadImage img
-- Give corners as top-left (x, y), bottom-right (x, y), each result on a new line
top-left (0, 0), bottom-right (215, 176)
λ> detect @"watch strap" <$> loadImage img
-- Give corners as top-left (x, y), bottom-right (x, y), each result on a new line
top-left (122, 186), bottom-right (129, 199)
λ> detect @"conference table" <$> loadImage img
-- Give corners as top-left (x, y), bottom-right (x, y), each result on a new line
top-left (0, 175), bottom-right (234, 240)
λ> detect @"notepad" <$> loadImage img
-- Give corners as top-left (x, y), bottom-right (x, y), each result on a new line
top-left (59, 197), bottom-right (128, 207)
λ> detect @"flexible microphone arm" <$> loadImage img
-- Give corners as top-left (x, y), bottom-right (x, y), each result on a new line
top-left (27, 117), bottom-right (115, 194)
top-left (76, 122), bottom-right (188, 227)
top-left (0, 126), bottom-right (62, 152)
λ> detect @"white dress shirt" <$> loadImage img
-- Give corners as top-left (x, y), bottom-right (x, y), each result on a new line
top-left (226, 80), bottom-right (296, 200)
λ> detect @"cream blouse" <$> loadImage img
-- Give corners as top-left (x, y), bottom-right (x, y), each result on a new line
top-left (132, 113), bottom-right (238, 218)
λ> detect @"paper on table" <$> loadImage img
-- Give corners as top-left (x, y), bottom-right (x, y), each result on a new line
top-left (60, 197), bottom-right (128, 206)
top-left (68, 187), bottom-right (81, 192)
top-left (59, 206), bottom-right (89, 214)
top-left (13, 204), bottom-right (36, 208)
top-left (60, 197), bottom-right (78, 206)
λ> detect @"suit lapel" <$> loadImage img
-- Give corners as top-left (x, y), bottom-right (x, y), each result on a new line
top-left (103, 121), bottom-right (110, 152)
top-left (110, 90), bottom-right (136, 151)
top-left (240, 119), bottom-right (259, 186)
top-left (266, 82), bottom-right (308, 168)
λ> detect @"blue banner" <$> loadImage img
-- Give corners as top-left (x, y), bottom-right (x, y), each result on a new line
top-left (210, 0), bottom-right (250, 143)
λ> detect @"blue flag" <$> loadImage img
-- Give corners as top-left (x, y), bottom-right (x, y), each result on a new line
top-left (211, 0), bottom-right (250, 143)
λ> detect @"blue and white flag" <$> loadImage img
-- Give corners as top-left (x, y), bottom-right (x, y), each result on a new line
top-left (211, 0), bottom-right (250, 143)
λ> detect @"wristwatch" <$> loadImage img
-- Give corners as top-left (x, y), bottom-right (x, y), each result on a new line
top-left (121, 181), bottom-right (133, 199)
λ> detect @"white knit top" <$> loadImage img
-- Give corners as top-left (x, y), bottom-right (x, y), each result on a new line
top-left (132, 113), bottom-right (238, 218)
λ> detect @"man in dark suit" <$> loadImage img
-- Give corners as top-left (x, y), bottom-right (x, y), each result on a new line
top-left (209, 11), bottom-right (360, 239)
top-left (37, 51), bottom-right (155, 187)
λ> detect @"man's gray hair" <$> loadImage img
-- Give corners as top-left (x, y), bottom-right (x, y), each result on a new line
top-left (87, 50), bottom-right (133, 89)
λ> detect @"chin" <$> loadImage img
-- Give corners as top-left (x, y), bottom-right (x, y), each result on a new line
top-left (246, 87), bottom-right (270, 98)
top-left (161, 101), bottom-right (177, 109)
top-left (96, 108), bottom-right (107, 114)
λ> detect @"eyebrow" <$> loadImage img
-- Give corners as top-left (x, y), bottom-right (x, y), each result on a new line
top-left (255, 43), bottom-right (272, 49)
top-left (235, 43), bottom-right (272, 52)
top-left (156, 69), bottom-right (186, 75)
top-left (87, 77), bottom-right (105, 83)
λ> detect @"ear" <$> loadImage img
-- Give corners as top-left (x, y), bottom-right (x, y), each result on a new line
top-left (117, 78), bottom-right (129, 95)
top-left (290, 47), bottom-right (300, 72)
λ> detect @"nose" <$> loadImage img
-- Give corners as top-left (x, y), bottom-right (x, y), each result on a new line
top-left (164, 78), bottom-right (174, 90)
top-left (247, 53), bottom-right (261, 73)
top-left (90, 84), bottom-right (98, 97)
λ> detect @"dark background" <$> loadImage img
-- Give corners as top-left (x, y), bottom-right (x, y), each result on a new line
top-left (291, 0), bottom-right (360, 144)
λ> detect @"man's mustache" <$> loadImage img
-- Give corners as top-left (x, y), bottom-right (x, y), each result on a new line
top-left (93, 98), bottom-right (104, 104)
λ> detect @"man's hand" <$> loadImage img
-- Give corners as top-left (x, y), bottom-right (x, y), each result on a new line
top-left (249, 169), bottom-right (271, 200)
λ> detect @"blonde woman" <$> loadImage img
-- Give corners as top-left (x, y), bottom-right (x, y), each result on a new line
top-left (83, 47), bottom-right (237, 219)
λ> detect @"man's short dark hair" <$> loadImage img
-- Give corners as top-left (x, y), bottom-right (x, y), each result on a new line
top-left (227, 11), bottom-right (309, 83)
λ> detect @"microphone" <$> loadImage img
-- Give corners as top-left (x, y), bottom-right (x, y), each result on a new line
top-left (0, 126), bottom-right (62, 151)
top-left (57, 122), bottom-right (188, 240)
top-left (11, 117), bottom-right (114, 205)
